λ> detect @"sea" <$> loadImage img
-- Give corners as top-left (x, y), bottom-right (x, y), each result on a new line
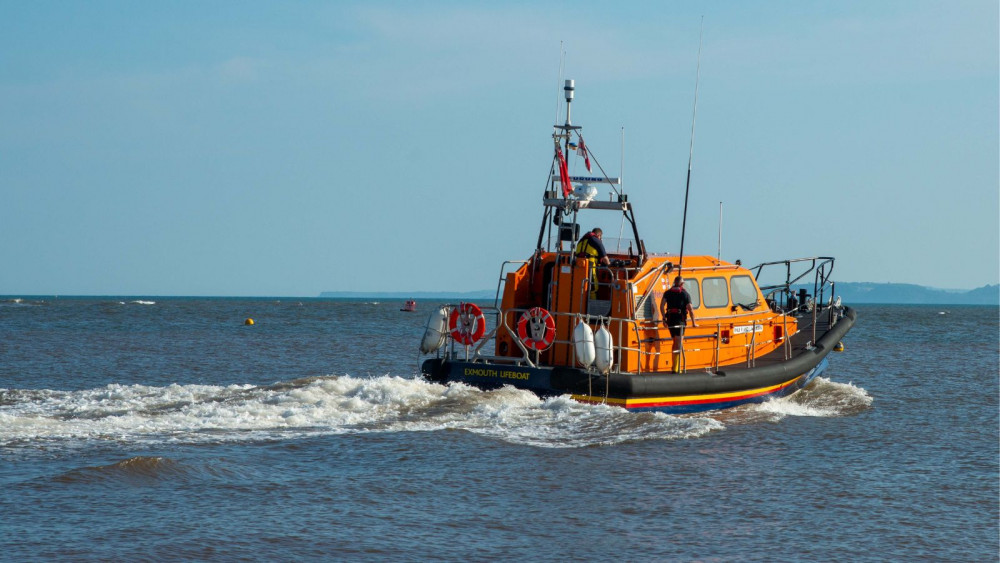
top-left (1, 297), bottom-right (997, 561)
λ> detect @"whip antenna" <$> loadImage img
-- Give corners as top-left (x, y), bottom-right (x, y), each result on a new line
top-left (554, 41), bottom-right (566, 124)
top-left (718, 201), bottom-right (723, 260)
top-left (677, 18), bottom-right (704, 274)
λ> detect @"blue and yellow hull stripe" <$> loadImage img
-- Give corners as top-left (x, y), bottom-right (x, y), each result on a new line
top-left (426, 357), bottom-right (828, 415)
top-left (572, 373), bottom-right (808, 414)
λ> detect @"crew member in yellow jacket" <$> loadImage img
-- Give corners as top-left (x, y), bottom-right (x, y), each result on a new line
top-left (575, 228), bottom-right (611, 299)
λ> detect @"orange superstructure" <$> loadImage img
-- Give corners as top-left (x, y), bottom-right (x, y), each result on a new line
top-left (494, 252), bottom-right (798, 375)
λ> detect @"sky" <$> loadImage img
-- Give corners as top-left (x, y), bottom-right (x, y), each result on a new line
top-left (1, 0), bottom-right (997, 296)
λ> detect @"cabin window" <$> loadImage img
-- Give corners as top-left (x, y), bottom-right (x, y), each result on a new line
top-left (730, 275), bottom-right (759, 308)
top-left (702, 277), bottom-right (729, 308)
top-left (683, 278), bottom-right (701, 308)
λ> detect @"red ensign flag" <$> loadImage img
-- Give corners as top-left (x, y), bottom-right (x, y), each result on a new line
top-left (557, 146), bottom-right (572, 196)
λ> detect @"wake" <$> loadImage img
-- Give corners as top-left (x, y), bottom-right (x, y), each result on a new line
top-left (1, 375), bottom-right (869, 449)
top-left (0, 376), bottom-right (720, 449)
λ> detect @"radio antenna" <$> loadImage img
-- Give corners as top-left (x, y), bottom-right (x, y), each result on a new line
top-left (717, 201), bottom-right (723, 261)
top-left (620, 125), bottom-right (627, 196)
top-left (677, 18), bottom-right (704, 274)
top-left (554, 41), bottom-right (566, 124)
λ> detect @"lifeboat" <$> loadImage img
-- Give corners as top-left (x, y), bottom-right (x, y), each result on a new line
top-left (400, 299), bottom-right (417, 312)
top-left (419, 80), bottom-right (855, 414)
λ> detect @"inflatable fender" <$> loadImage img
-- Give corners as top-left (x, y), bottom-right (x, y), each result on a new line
top-left (573, 320), bottom-right (596, 368)
top-left (594, 324), bottom-right (614, 374)
top-left (420, 307), bottom-right (449, 354)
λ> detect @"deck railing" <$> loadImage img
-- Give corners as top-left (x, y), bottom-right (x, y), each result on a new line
top-left (432, 301), bottom-right (803, 377)
top-left (428, 256), bottom-right (842, 374)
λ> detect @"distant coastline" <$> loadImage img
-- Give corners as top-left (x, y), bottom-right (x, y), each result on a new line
top-left (319, 290), bottom-right (495, 300)
top-left (320, 283), bottom-right (999, 305)
top-left (827, 282), bottom-right (998, 305)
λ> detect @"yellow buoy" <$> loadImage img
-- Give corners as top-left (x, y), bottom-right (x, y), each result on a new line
top-left (244, 318), bottom-right (255, 326)
top-left (834, 341), bottom-right (844, 352)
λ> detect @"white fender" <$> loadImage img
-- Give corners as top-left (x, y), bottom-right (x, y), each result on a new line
top-left (573, 320), bottom-right (596, 368)
top-left (594, 325), bottom-right (614, 374)
top-left (420, 307), bottom-right (448, 354)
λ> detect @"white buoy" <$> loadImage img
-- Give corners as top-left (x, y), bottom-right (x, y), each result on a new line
top-left (594, 324), bottom-right (614, 374)
top-left (420, 307), bottom-right (448, 354)
top-left (573, 320), bottom-right (596, 368)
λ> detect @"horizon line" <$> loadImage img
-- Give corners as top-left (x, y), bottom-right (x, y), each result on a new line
top-left (2, 280), bottom-right (998, 300)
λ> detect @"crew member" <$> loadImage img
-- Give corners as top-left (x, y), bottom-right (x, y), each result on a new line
top-left (660, 276), bottom-right (697, 373)
top-left (575, 228), bottom-right (610, 299)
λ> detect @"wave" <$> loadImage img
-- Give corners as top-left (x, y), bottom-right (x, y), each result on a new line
top-left (130, 300), bottom-right (156, 305)
top-left (731, 377), bottom-right (873, 423)
top-left (0, 376), bottom-right (723, 449)
top-left (50, 455), bottom-right (254, 486)
top-left (52, 456), bottom-right (187, 485)
top-left (0, 375), bottom-right (869, 449)
top-left (0, 298), bottom-right (43, 307)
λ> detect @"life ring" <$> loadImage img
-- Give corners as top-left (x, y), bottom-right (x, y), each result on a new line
top-left (517, 307), bottom-right (556, 351)
top-left (448, 302), bottom-right (486, 346)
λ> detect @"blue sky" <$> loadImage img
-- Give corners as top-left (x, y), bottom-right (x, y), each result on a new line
top-left (1, 0), bottom-right (997, 296)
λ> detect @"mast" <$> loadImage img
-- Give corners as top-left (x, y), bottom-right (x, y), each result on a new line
top-left (564, 79), bottom-right (574, 130)
top-left (539, 80), bottom-right (581, 252)
top-left (554, 79), bottom-right (581, 149)
top-left (536, 79), bottom-right (640, 261)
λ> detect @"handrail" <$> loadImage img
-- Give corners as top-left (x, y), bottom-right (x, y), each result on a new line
top-left (752, 256), bottom-right (837, 314)
top-left (632, 261), bottom-right (674, 318)
top-left (437, 298), bottom-right (802, 377)
top-left (494, 260), bottom-right (529, 309)
top-left (714, 322), bottom-right (721, 372)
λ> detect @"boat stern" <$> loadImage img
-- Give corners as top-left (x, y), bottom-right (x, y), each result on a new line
top-left (421, 358), bottom-right (558, 395)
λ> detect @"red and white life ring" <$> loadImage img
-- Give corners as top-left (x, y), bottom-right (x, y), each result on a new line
top-left (448, 302), bottom-right (486, 346)
top-left (517, 307), bottom-right (556, 351)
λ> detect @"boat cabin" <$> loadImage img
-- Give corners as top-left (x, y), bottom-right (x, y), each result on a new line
top-left (494, 246), bottom-right (800, 375)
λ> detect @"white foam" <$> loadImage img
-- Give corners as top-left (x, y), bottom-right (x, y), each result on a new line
top-left (748, 377), bottom-right (873, 420)
top-left (131, 300), bottom-right (156, 305)
top-left (0, 376), bottom-right (723, 449)
top-left (0, 298), bottom-right (37, 307)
